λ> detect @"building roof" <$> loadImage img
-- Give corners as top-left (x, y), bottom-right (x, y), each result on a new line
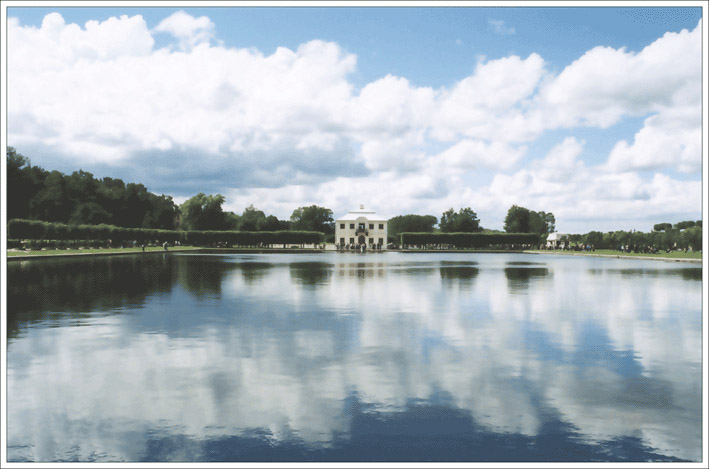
top-left (546, 232), bottom-right (567, 241)
top-left (336, 205), bottom-right (387, 221)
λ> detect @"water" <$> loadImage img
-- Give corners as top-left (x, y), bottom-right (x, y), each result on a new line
top-left (6, 252), bottom-right (703, 462)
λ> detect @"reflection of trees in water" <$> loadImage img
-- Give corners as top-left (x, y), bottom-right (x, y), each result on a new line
top-left (289, 262), bottom-right (333, 286)
top-left (439, 262), bottom-right (479, 288)
top-left (175, 256), bottom-right (242, 296)
top-left (504, 264), bottom-right (551, 292)
top-left (605, 268), bottom-right (702, 281)
top-left (7, 255), bottom-right (174, 339)
top-left (236, 261), bottom-right (275, 284)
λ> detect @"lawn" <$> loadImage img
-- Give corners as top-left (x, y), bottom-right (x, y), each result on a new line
top-left (528, 249), bottom-right (702, 259)
top-left (7, 246), bottom-right (203, 257)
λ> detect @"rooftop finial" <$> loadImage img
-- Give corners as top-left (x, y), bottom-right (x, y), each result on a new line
top-left (360, 204), bottom-right (364, 209)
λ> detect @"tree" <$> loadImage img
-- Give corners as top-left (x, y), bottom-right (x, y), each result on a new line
top-left (238, 205), bottom-right (266, 231)
top-left (584, 231), bottom-right (604, 247)
top-left (388, 214), bottom-right (437, 239)
top-left (7, 147), bottom-right (47, 220)
top-left (675, 220), bottom-right (696, 230)
top-left (504, 205), bottom-right (555, 234)
top-left (148, 194), bottom-right (180, 230)
top-left (504, 205), bottom-right (531, 233)
top-left (290, 205), bottom-right (334, 233)
top-left (7, 148), bottom-right (180, 229)
top-left (180, 193), bottom-right (228, 231)
top-left (260, 215), bottom-right (289, 231)
top-left (224, 211), bottom-right (241, 230)
top-left (653, 223), bottom-right (672, 232)
top-left (29, 171), bottom-right (72, 223)
top-left (439, 207), bottom-right (481, 233)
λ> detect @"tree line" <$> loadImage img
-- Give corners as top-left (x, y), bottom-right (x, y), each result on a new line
top-left (7, 148), bottom-right (700, 251)
top-left (388, 205), bottom-right (555, 240)
top-left (7, 219), bottom-right (323, 248)
top-left (7, 148), bottom-right (335, 235)
top-left (569, 223), bottom-right (702, 253)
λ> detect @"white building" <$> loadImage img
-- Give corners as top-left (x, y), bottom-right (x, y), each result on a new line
top-left (335, 205), bottom-right (388, 249)
top-left (546, 232), bottom-right (568, 249)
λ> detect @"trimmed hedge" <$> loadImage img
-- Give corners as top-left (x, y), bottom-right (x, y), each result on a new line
top-left (7, 219), bottom-right (322, 246)
top-left (400, 232), bottom-right (541, 248)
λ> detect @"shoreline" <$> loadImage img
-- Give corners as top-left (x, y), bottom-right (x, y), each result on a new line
top-left (6, 247), bottom-right (702, 263)
top-left (522, 250), bottom-right (702, 263)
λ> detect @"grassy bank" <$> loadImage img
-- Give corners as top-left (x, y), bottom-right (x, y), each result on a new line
top-left (7, 246), bottom-right (203, 257)
top-left (527, 249), bottom-right (702, 260)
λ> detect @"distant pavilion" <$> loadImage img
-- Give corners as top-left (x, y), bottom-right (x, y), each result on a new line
top-left (335, 205), bottom-right (388, 249)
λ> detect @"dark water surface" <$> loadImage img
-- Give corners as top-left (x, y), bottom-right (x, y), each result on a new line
top-left (6, 252), bottom-right (703, 462)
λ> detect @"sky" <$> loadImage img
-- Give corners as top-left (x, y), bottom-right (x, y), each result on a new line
top-left (3, 2), bottom-right (706, 233)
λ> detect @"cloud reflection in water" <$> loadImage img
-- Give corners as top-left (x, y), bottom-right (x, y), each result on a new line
top-left (6, 253), bottom-right (702, 461)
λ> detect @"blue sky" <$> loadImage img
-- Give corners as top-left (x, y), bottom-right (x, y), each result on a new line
top-left (4, 3), bottom-right (705, 232)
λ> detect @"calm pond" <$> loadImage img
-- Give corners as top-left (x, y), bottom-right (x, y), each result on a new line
top-left (6, 252), bottom-right (703, 462)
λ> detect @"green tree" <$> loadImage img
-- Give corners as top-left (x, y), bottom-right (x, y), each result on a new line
top-left (260, 215), bottom-right (289, 231)
top-left (584, 231), bottom-right (604, 247)
top-left (29, 171), bottom-right (72, 223)
top-left (681, 226), bottom-right (702, 251)
top-left (439, 207), bottom-right (481, 233)
top-left (504, 205), bottom-right (531, 233)
top-left (675, 220), bottom-right (696, 230)
top-left (653, 223), bottom-right (672, 232)
top-left (504, 205), bottom-right (555, 234)
top-left (7, 147), bottom-right (48, 220)
top-left (180, 193), bottom-right (228, 231)
top-left (224, 211), bottom-right (241, 230)
top-left (7, 148), bottom-right (180, 229)
top-left (239, 205), bottom-right (267, 231)
top-left (388, 214), bottom-right (437, 239)
top-left (290, 205), bottom-right (334, 233)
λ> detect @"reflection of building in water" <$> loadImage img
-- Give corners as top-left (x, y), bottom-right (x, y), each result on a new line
top-left (337, 262), bottom-right (386, 279)
top-left (335, 205), bottom-right (388, 249)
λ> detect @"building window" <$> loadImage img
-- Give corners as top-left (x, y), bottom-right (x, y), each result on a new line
top-left (378, 238), bottom-right (383, 245)
top-left (350, 223), bottom-right (355, 229)
top-left (340, 238), bottom-right (345, 245)
top-left (379, 224), bottom-right (384, 229)
top-left (358, 223), bottom-right (365, 230)
top-left (340, 223), bottom-right (345, 229)
top-left (369, 223), bottom-right (374, 229)
top-left (349, 238), bottom-right (354, 245)
top-left (369, 238), bottom-right (374, 245)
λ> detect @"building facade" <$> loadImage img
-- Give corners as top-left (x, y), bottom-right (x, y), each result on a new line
top-left (546, 232), bottom-right (568, 249)
top-left (335, 205), bottom-right (388, 250)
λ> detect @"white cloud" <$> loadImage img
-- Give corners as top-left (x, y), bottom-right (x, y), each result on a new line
top-left (605, 107), bottom-right (701, 173)
top-left (431, 54), bottom-right (546, 142)
top-left (6, 12), bottom-right (703, 230)
top-left (535, 20), bottom-right (701, 129)
top-left (435, 139), bottom-right (527, 171)
top-left (153, 10), bottom-right (215, 51)
top-left (480, 138), bottom-right (701, 230)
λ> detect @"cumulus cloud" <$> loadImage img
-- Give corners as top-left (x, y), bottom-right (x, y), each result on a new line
top-left (6, 12), bottom-right (703, 229)
top-left (534, 20), bottom-right (701, 129)
top-left (605, 108), bottom-right (701, 173)
top-left (153, 10), bottom-right (215, 51)
top-left (480, 138), bottom-right (701, 229)
top-left (435, 139), bottom-right (527, 171)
